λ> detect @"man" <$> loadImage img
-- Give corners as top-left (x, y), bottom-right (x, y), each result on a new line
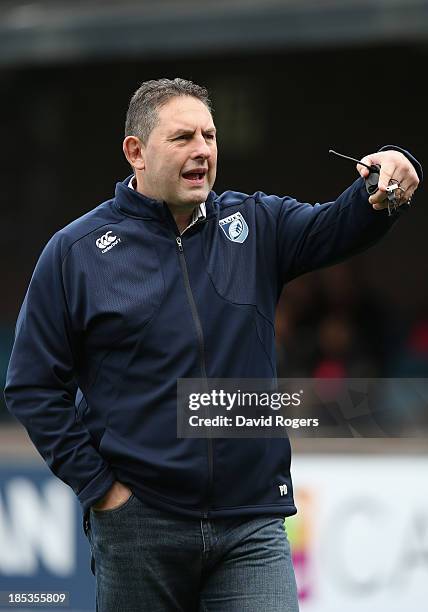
top-left (4, 78), bottom-right (421, 611)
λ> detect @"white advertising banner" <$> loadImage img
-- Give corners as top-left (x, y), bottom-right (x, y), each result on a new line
top-left (287, 455), bottom-right (428, 612)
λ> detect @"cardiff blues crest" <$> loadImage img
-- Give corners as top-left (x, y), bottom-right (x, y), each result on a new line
top-left (219, 212), bottom-right (249, 244)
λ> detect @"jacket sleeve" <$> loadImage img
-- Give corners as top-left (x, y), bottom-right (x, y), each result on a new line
top-left (4, 233), bottom-right (116, 514)
top-left (271, 146), bottom-right (422, 284)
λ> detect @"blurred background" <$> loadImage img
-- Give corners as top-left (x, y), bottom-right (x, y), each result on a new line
top-left (0, 0), bottom-right (427, 610)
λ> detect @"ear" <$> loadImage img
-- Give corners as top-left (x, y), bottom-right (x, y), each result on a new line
top-left (123, 136), bottom-right (145, 171)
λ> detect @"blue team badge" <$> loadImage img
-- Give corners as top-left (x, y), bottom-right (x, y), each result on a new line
top-left (219, 212), bottom-right (249, 244)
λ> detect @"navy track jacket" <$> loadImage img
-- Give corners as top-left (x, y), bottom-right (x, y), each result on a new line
top-left (5, 147), bottom-right (422, 524)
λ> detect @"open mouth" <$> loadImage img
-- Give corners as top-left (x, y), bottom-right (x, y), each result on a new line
top-left (182, 170), bottom-right (207, 184)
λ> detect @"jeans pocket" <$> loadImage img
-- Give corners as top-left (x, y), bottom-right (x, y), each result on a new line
top-left (91, 492), bottom-right (136, 516)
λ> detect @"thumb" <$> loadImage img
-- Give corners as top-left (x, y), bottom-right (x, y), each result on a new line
top-left (356, 155), bottom-right (375, 178)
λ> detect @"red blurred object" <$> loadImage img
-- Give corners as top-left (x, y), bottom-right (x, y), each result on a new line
top-left (408, 320), bottom-right (428, 355)
top-left (313, 359), bottom-right (346, 378)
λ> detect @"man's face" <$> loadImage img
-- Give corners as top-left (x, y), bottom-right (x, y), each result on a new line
top-left (139, 96), bottom-right (217, 209)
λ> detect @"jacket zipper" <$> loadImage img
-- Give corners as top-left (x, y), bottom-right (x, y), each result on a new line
top-left (175, 235), bottom-right (213, 518)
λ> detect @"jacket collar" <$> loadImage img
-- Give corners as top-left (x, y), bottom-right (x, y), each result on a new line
top-left (113, 175), bottom-right (217, 222)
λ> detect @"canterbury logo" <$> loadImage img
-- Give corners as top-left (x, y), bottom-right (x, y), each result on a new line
top-left (96, 230), bottom-right (121, 254)
top-left (96, 231), bottom-right (116, 248)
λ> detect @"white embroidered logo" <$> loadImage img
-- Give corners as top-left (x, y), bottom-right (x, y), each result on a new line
top-left (96, 231), bottom-right (121, 253)
top-left (279, 484), bottom-right (288, 497)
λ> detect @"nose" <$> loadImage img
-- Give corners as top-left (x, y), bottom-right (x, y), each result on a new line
top-left (191, 134), bottom-right (212, 161)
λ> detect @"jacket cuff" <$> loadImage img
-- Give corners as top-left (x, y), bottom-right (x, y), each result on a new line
top-left (78, 465), bottom-right (117, 515)
top-left (378, 145), bottom-right (423, 182)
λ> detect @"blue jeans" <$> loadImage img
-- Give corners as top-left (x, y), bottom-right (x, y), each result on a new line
top-left (87, 493), bottom-right (299, 612)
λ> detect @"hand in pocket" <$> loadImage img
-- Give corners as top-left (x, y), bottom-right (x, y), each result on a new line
top-left (92, 481), bottom-right (133, 511)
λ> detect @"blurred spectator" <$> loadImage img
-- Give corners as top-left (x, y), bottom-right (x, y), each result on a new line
top-left (275, 274), bottom-right (322, 376)
top-left (313, 312), bottom-right (378, 378)
top-left (276, 262), bottom-right (409, 379)
top-left (389, 316), bottom-right (428, 376)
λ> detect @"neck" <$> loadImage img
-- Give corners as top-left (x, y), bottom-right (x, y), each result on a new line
top-left (133, 174), bottom-right (200, 234)
top-left (168, 205), bottom-right (197, 234)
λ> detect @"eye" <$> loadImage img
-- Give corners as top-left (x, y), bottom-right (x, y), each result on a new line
top-left (205, 134), bottom-right (216, 140)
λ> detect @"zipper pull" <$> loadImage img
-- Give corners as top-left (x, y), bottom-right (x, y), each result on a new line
top-left (176, 236), bottom-right (183, 253)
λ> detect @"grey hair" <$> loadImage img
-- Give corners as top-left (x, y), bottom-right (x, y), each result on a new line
top-left (124, 77), bottom-right (213, 143)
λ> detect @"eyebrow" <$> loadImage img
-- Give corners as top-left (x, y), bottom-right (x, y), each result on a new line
top-left (169, 127), bottom-right (217, 138)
